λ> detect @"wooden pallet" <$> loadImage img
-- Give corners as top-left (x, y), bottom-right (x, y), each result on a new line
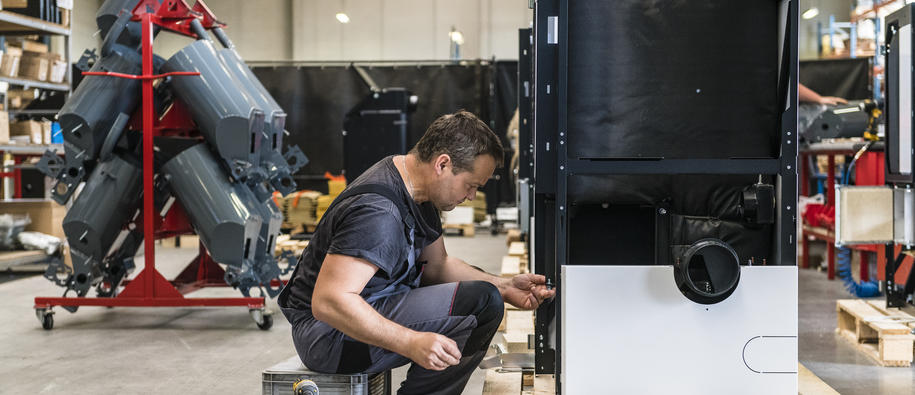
top-left (483, 370), bottom-right (554, 395)
top-left (836, 299), bottom-right (915, 367)
top-left (442, 223), bottom-right (475, 237)
top-left (275, 235), bottom-right (309, 256)
top-left (506, 229), bottom-right (522, 246)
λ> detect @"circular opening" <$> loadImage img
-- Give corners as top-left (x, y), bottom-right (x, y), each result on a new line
top-left (67, 167), bottom-right (79, 178)
top-left (280, 178), bottom-right (292, 187)
top-left (73, 130), bottom-right (82, 139)
top-left (674, 239), bottom-right (740, 304)
top-left (55, 183), bottom-right (68, 195)
top-left (287, 156), bottom-right (297, 166)
top-left (75, 273), bottom-right (88, 284)
top-left (821, 123), bottom-right (829, 131)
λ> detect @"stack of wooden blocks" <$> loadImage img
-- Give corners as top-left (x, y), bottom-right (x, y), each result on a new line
top-left (483, 237), bottom-right (555, 395)
top-left (275, 190), bottom-right (321, 233)
top-left (274, 234), bottom-right (309, 256)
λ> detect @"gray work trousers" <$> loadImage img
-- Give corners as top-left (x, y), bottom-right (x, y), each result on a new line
top-left (282, 282), bottom-right (487, 395)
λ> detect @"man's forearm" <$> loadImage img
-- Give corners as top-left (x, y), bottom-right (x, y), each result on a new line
top-left (314, 292), bottom-right (416, 356)
top-left (423, 255), bottom-right (508, 291)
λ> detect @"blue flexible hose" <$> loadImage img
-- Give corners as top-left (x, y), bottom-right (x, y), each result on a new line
top-left (836, 247), bottom-right (880, 297)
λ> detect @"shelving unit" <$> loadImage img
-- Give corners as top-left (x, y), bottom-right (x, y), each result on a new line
top-left (0, 5), bottom-right (72, 202)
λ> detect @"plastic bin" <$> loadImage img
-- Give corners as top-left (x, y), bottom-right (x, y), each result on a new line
top-left (262, 356), bottom-right (390, 395)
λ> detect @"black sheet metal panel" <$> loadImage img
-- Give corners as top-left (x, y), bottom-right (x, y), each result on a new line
top-left (567, 0), bottom-right (780, 160)
top-left (799, 58), bottom-right (873, 101)
top-left (342, 89), bottom-right (411, 183)
top-left (251, 63), bottom-right (498, 177)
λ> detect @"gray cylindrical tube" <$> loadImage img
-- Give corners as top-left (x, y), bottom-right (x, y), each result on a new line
top-left (95, 0), bottom-right (139, 37)
top-left (63, 155), bottom-right (143, 260)
top-left (217, 47), bottom-right (287, 154)
top-left (162, 144), bottom-right (262, 268)
top-left (162, 40), bottom-right (264, 174)
top-left (59, 51), bottom-right (142, 160)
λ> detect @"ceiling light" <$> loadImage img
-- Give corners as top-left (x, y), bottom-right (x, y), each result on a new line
top-left (449, 30), bottom-right (464, 45)
top-left (802, 7), bottom-right (819, 20)
top-left (336, 13), bottom-right (350, 23)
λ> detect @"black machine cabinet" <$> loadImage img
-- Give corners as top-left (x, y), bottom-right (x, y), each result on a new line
top-left (883, 5), bottom-right (915, 307)
top-left (529, 0), bottom-right (799, 389)
top-left (342, 88), bottom-right (416, 183)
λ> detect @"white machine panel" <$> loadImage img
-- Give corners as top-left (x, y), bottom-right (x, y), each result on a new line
top-left (899, 24), bottom-right (912, 175)
top-left (562, 265), bottom-right (797, 394)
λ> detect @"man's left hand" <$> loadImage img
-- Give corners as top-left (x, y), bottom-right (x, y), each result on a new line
top-left (500, 273), bottom-right (555, 310)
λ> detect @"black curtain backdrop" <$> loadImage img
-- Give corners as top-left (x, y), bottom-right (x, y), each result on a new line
top-left (252, 61), bottom-right (518, 209)
top-left (799, 57), bottom-right (873, 100)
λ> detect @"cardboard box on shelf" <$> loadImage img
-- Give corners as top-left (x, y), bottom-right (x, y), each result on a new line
top-left (40, 120), bottom-right (51, 144)
top-left (8, 39), bottom-right (48, 54)
top-left (19, 51), bottom-right (48, 81)
top-left (60, 9), bottom-right (70, 27)
top-left (7, 89), bottom-right (37, 110)
top-left (9, 120), bottom-right (43, 144)
top-left (0, 200), bottom-right (66, 241)
top-left (0, 111), bottom-right (8, 144)
top-left (1, 0), bottom-right (29, 9)
top-left (48, 57), bottom-right (66, 83)
top-left (1, 46), bottom-right (22, 77)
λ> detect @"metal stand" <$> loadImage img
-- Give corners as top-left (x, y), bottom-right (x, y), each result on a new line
top-left (33, 0), bottom-right (270, 330)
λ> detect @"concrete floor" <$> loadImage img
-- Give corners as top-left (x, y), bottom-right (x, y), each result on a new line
top-left (0, 232), bottom-right (504, 394)
top-left (2, 233), bottom-right (914, 394)
top-left (798, 267), bottom-right (915, 394)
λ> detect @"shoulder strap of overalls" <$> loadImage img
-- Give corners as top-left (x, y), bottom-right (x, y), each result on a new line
top-left (327, 183), bottom-right (416, 238)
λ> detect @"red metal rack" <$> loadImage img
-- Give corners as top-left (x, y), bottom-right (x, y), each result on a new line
top-left (33, 0), bottom-right (272, 330)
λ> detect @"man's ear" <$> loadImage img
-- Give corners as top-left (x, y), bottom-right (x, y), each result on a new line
top-left (434, 154), bottom-right (451, 175)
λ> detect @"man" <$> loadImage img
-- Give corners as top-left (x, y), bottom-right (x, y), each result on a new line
top-left (799, 83), bottom-right (847, 105)
top-left (278, 110), bottom-right (554, 394)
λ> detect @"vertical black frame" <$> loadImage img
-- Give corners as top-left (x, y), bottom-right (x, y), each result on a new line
top-left (530, 1), bottom-right (799, 391)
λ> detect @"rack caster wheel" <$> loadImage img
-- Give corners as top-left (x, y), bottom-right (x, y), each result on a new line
top-left (293, 379), bottom-right (319, 395)
top-left (35, 309), bottom-right (54, 330)
top-left (250, 308), bottom-right (273, 330)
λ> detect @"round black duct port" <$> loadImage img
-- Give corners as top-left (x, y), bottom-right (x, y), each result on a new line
top-left (673, 239), bottom-right (741, 305)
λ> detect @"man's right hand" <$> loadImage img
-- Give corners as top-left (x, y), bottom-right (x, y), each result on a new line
top-left (405, 331), bottom-right (462, 371)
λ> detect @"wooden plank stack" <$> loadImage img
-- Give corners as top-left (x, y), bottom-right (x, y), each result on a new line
top-left (836, 299), bottom-right (915, 367)
top-left (483, 238), bottom-right (555, 395)
top-left (274, 234), bottom-right (309, 256)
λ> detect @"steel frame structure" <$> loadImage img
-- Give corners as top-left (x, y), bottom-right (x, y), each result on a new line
top-left (528, 1), bottom-right (800, 391)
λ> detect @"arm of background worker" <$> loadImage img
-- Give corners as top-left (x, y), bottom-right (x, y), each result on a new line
top-left (312, 253), bottom-right (462, 370)
top-left (799, 83), bottom-right (847, 105)
top-left (419, 236), bottom-right (555, 309)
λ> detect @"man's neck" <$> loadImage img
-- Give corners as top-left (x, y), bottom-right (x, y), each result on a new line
top-left (399, 154), bottom-right (430, 203)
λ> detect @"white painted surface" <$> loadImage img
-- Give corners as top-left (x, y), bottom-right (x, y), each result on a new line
top-left (562, 265), bottom-right (798, 394)
top-left (70, 0), bottom-right (531, 61)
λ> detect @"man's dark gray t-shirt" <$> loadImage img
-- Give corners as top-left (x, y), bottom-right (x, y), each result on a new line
top-left (279, 156), bottom-right (442, 311)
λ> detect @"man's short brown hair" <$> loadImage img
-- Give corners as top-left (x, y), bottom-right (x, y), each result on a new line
top-left (410, 110), bottom-right (504, 172)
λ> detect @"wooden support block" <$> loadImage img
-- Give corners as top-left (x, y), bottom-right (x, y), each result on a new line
top-left (443, 223), bottom-right (475, 237)
top-left (482, 369), bottom-right (521, 395)
top-left (522, 371), bottom-right (534, 388)
top-left (505, 310), bottom-right (534, 353)
top-left (508, 241), bottom-right (526, 257)
top-left (501, 256), bottom-right (521, 277)
top-left (506, 228), bottom-right (522, 246)
top-left (533, 374), bottom-right (555, 395)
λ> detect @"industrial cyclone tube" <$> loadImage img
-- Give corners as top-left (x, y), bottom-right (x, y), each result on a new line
top-left (218, 47), bottom-right (287, 154)
top-left (63, 154), bottom-right (142, 260)
top-left (162, 144), bottom-right (262, 269)
top-left (162, 40), bottom-right (264, 175)
top-left (58, 50), bottom-right (141, 160)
